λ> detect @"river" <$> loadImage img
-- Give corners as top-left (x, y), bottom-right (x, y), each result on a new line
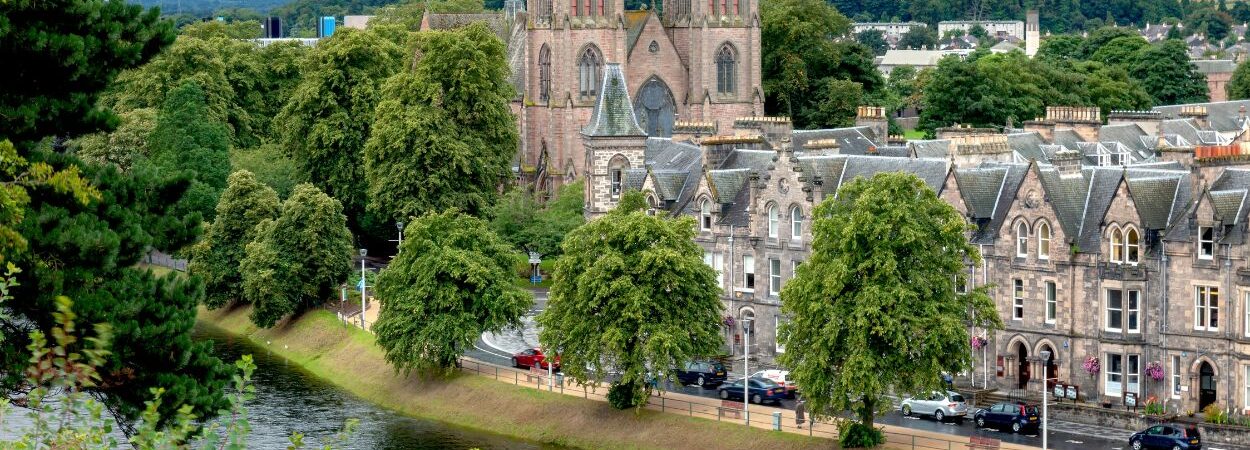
top-left (3, 325), bottom-right (563, 450)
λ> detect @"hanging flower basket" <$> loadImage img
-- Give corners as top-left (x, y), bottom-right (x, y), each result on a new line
top-left (1083, 356), bottom-right (1101, 375)
top-left (1145, 361), bottom-right (1166, 381)
top-left (722, 316), bottom-right (734, 328)
top-left (970, 336), bottom-right (987, 350)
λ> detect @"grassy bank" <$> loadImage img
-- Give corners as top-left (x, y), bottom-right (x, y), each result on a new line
top-left (197, 306), bottom-right (828, 450)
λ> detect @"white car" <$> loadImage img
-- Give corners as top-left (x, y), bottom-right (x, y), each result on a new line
top-left (750, 370), bottom-right (797, 398)
top-left (900, 390), bottom-right (969, 423)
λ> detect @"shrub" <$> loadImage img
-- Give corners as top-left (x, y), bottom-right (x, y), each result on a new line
top-left (839, 421), bottom-right (885, 448)
top-left (607, 382), bottom-right (641, 409)
top-left (1204, 403), bottom-right (1231, 425)
top-left (1144, 397), bottom-right (1165, 416)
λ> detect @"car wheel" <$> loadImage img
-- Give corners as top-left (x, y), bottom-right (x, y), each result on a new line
top-left (1172, 446), bottom-right (1182, 450)
top-left (976, 417), bottom-right (986, 428)
top-left (752, 394), bottom-right (762, 404)
top-left (901, 405), bottom-right (911, 416)
top-left (719, 390), bottom-right (729, 400)
top-left (511, 357), bottom-right (518, 368)
top-left (934, 409), bottom-right (945, 422)
top-left (696, 376), bottom-right (705, 387)
top-left (1130, 439), bottom-right (1142, 450)
top-left (1011, 422), bottom-right (1022, 433)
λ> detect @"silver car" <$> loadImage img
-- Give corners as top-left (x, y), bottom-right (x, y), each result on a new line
top-left (900, 390), bottom-right (969, 423)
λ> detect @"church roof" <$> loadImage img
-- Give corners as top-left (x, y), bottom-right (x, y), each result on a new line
top-left (582, 63), bottom-right (646, 137)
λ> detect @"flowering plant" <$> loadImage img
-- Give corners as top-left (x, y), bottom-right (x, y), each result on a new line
top-left (970, 336), bottom-right (987, 349)
top-left (1145, 361), bottom-right (1166, 381)
top-left (1082, 356), bottom-right (1100, 375)
top-left (722, 316), bottom-right (734, 328)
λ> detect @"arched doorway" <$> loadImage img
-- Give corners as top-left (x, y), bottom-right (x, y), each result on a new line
top-left (1015, 342), bottom-right (1030, 389)
top-left (634, 77), bottom-right (675, 137)
top-left (1199, 361), bottom-right (1216, 410)
top-left (738, 307), bottom-right (756, 355)
top-left (1039, 344), bottom-right (1057, 389)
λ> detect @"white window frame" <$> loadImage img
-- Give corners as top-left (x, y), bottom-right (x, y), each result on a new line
top-left (769, 258), bottom-right (781, 297)
top-left (1013, 279), bottom-right (1024, 320)
top-left (1110, 226), bottom-right (1124, 263)
top-left (790, 206), bottom-right (802, 240)
top-left (1245, 292), bottom-right (1250, 338)
top-left (1016, 222), bottom-right (1028, 257)
top-left (1106, 353), bottom-right (1124, 398)
top-left (1106, 289), bottom-right (1124, 332)
top-left (1127, 354), bottom-right (1141, 396)
top-left (1125, 226), bottom-right (1140, 264)
top-left (1172, 355), bottom-right (1182, 399)
top-left (700, 199), bottom-right (712, 231)
top-left (1244, 365), bottom-right (1250, 411)
top-left (1199, 226), bottom-right (1214, 260)
top-left (743, 255), bottom-right (755, 291)
top-left (1196, 285), bottom-right (1220, 331)
top-left (1038, 222), bottom-right (1051, 260)
top-left (1127, 289), bottom-right (1140, 333)
top-left (1045, 281), bottom-right (1056, 324)
top-left (767, 205), bottom-right (778, 239)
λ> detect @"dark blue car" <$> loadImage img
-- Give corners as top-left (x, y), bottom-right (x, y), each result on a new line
top-left (1129, 423), bottom-right (1201, 450)
top-left (973, 402), bottom-right (1040, 433)
top-left (717, 377), bottom-right (786, 405)
top-left (674, 360), bottom-right (727, 387)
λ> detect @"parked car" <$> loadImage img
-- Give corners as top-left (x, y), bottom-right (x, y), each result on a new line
top-left (750, 369), bottom-right (797, 398)
top-left (1129, 423), bottom-right (1202, 450)
top-left (717, 377), bottom-right (787, 405)
top-left (973, 402), bottom-right (1040, 433)
top-left (511, 348), bottom-right (559, 370)
top-left (675, 360), bottom-right (727, 387)
top-left (900, 390), bottom-right (969, 423)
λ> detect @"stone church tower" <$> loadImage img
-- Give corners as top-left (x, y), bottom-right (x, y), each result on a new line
top-left (583, 63), bottom-right (647, 218)
top-left (515, 0), bottom-right (763, 197)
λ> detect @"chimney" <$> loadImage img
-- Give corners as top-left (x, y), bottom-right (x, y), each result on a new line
top-left (1052, 148), bottom-right (1083, 177)
top-left (854, 106), bottom-right (889, 144)
top-left (1180, 105), bottom-right (1210, 129)
top-left (1107, 110), bottom-right (1164, 136)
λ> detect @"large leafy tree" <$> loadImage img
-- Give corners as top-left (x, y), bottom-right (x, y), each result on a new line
top-left (1228, 59), bottom-right (1250, 100)
top-left (0, 0), bottom-right (174, 147)
top-left (370, 0), bottom-right (486, 31)
top-left (778, 172), bottom-right (1000, 447)
top-left (273, 27), bottom-right (405, 244)
top-left (71, 107), bottom-right (158, 172)
top-left (897, 26), bottom-right (937, 50)
top-left (364, 22), bottom-right (517, 221)
top-left (1036, 35), bottom-right (1085, 62)
top-left (373, 211), bottom-right (532, 373)
top-left (241, 183), bottom-right (354, 328)
top-left (1130, 40), bottom-right (1209, 106)
top-left (230, 144), bottom-right (304, 199)
top-left (855, 30), bottom-right (889, 56)
top-left (1089, 35), bottom-right (1149, 67)
top-left (537, 192), bottom-right (723, 410)
top-left (490, 180), bottom-right (586, 258)
top-left (146, 81), bottom-right (233, 221)
top-left (189, 171), bottom-right (282, 309)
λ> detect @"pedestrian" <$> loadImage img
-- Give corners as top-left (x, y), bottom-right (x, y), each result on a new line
top-left (795, 396), bottom-right (806, 429)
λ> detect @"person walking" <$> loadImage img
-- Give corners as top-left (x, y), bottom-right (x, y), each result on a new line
top-left (795, 396), bottom-right (806, 429)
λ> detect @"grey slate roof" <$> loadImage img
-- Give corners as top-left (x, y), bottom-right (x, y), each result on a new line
top-left (582, 64), bottom-right (646, 137)
top-left (709, 169), bottom-right (751, 203)
top-left (793, 126), bottom-right (880, 155)
top-left (953, 166), bottom-right (1009, 219)
top-left (1007, 132), bottom-right (1047, 162)
top-left (1160, 119), bottom-right (1203, 145)
top-left (719, 149), bottom-right (775, 172)
top-left (623, 168), bottom-right (647, 191)
top-left (1098, 123), bottom-right (1154, 161)
top-left (1051, 129), bottom-right (1083, 150)
top-left (1036, 167), bottom-right (1091, 246)
top-left (651, 170), bottom-right (691, 201)
top-left (836, 156), bottom-right (949, 192)
top-left (910, 140), bottom-right (952, 159)
top-left (1209, 189), bottom-right (1247, 225)
top-left (1126, 175), bottom-right (1181, 230)
top-left (1155, 100), bottom-right (1250, 133)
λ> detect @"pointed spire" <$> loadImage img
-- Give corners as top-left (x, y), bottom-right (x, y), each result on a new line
top-left (583, 63), bottom-right (646, 137)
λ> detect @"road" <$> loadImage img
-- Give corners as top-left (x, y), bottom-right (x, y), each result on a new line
top-left (461, 289), bottom-right (1184, 450)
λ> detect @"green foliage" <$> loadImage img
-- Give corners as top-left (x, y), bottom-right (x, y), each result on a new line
top-left (71, 108), bottom-right (158, 172)
top-left (241, 184), bottom-right (354, 328)
top-left (538, 205), bottom-right (724, 410)
top-left (1129, 40), bottom-right (1209, 106)
top-left (1036, 35), bottom-right (1085, 62)
top-left (271, 0), bottom-right (401, 37)
top-left (0, 0), bottom-right (174, 147)
top-left (761, 0), bottom-right (884, 129)
top-left (921, 51), bottom-right (1080, 131)
top-left (189, 171), bottom-right (282, 309)
top-left (1204, 403), bottom-right (1232, 424)
top-left (1077, 62), bottom-right (1153, 117)
top-left (607, 382), bottom-right (642, 409)
top-left (967, 24), bottom-right (990, 42)
top-left (274, 27), bottom-right (405, 242)
top-left (370, 0), bottom-right (487, 31)
top-left (838, 421), bottom-right (885, 448)
top-left (1079, 27), bottom-right (1143, 59)
top-left (897, 26), bottom-right (937, 50)
top-left (230, 144), bottom-right (304, 199)
top-left (1188, 8), bottom-right (1233, 41)
top-left (179, 19), bottom-right (265, 39)
top-left (615, 190), bottom-right (648, 214)
top-left (0, 140), bottom-right (101, 266)
top-left (1089, 36), bottom-right (1149, 67)
top-left (146, 81), bottom-right (233, 221)
top-left (1229, 59), bottom-right (1250, 100)
top-left (373, 211), bottom-right (532, 373)
top-left (808, 78), bottom-right (864, 129)
top-left (490, 180), bottom-right (585, 258)
top-left (364, 23), bottom-right (517, 221)
top-left (855, 29), bottom-right (889, 56)
top-left (777, 172), bottom-right (1000, 435)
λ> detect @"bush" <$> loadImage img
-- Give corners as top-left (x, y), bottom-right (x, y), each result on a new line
top-left (607, 381), bottom-right (641, 410)
top-left (839, 421), bottom-right (885, 448)
top-left (1204, 403), bottom-right (1231, 425)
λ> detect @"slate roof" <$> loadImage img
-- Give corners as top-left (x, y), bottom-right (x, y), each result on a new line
top-left (953, 166), bottom-right (1009, 219)
top-left (708, 169), bottom-right (751, 203)
top-left (1036, 166), bottom-right (1091, 246)
top-left (1155, 100), bottom-right (1250, 133)
top-left (624, 11), bottom-right (650, 58)
top-left (1209, 189), bottom-right (1248, 225)
top-left (1160, 119), bottom-right (1202, 145)
top-left (1051, 129), bottom-right (1083, 150)
top-left (583, 64), bottom-right (646, 137)
top-left (910, 140), bottom-right (951, 159)
top-left (720, 149), bottom-right (775, 172)
top-left (1192, 59), bottom-right (1236, 74)
top-left (652, 170), bottom-right (691, 201)
top-left (623, 168), bottom-right (647, 191)
top-left (793, 126), bottom-right (880, 155)
top-left (1007, 132), bottom-right (1047, 162)
top-left (1098, 123), bottom-right (1154, 161)
top-left (1126, 175), bottom-right (1182, 230)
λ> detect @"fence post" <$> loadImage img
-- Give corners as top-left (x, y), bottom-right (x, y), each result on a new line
top-left (495, 366), bottom-right (498, 380)
top-left (689, 401), bottom-right (693, 416)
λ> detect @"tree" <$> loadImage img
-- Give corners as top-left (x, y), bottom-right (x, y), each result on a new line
top-left (241, 184), bottom-right (354, 328)
top-left (920, 51), bottom-right (1086, 132)
top-left (230, 144), bottom-right (304, 199)
top-left (273, 27), bottom-right (405, 245)
top-left (537, 191), bottom-right (723, 410)
top-left (70, 107), bottom-right (158, 172)
top-left (885, 66), bottom-right (919, 113)
top-left (806, 79), bottom-right (864, 129)
top-left (0, 0), bottom-right (174, 147)
top-left (373, 211), bottom-right (532, 373)
top-left (370, 0), bottom-right (486, 31)
top-left (1089, 35), bottom-right (1150, 67)
top-left (1228, 59), bottom-right (1250, 100)
top-left (490, 180), bottom-right (586, 258)
top-left (1130, 40), bottom-right (1210, 105)
top-left (145, 81), bottom-right (232, 221)
top-left (364, 23), bottom-right (518, 221)
top-left (1077, 62), bottom-right (1154, 116)
top-left (1188, 8), bottom-right (1233, 41)
top-left (897, 26), bottom-right (937, 50)
top-left (967, 23), bottom-right (990, 42)
top-left (189, 171), bottom-right (282, 309)
top-left (1079, 27), bottom-right (1143, 59)
top-left (777, 172), bottom-right (999, 447)
top-left (856, 29), bottom-right (890, 56)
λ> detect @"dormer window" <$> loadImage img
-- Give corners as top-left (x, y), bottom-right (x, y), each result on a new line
top-left (1199, 226), bottom-right (1214, 259)
top-left (1037, 222), bottom-right (1051, 260)
top-left (1015, 222), bottom-right (1028, 257)
top-left (1125, 227), bottom-right (1140, 264)
top-left (1110, 226), bottom-right (1124, 263)
top-left (700, 199), bottom-right (712, 231)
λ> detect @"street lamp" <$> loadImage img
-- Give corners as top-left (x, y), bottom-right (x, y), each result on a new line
top-left (359, 248), bottom-right (367, 329)
top-left (742, 318), bottom-right (753, 426)
top-left (396, 221), bottom-right (405, 253)
top-left (1040, 350), bottom-right (1056, 450)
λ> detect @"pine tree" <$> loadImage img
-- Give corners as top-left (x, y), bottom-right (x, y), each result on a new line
top-left (146, 81), bottom-right (232, 221)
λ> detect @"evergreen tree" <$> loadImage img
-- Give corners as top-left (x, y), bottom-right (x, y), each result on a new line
top-left (146, 81), bottom-right (232, 221)
top-left (189, 171), bottom-right (282, 309)
top-left (241, 183), bottom-right (354, 328)
top-left (1130, 40), bottom-right (1210, 105)
top-left (373, 211), bottom-right (532, 373)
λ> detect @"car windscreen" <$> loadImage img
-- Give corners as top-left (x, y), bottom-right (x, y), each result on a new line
top-left (1022, 406), bottom-right (1039, 415)
top-left (710, 362), bottom-right (725, 371)
top-left (950, 394), bottom-right (965, 402)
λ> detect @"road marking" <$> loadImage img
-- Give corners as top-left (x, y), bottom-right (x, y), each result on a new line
top-left (1065, 440), bottom-right (1083, 444)
top-left (472, 341), bottom-right (513, 359)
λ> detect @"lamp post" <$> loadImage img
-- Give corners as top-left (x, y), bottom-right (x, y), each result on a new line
top-left (396, 221), bottom-right (404, 253)
top-left (359, 248), bottom-right (367, 329)
top-left (1040, 350), bottom-right (1054, 450)
top-left (742, 318), bottom-right (753, 426)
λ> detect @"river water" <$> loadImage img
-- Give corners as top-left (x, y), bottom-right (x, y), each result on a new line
top-left (3, 325), bottom-right (562, 450)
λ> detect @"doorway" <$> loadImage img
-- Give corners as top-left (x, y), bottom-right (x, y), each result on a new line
top-left (1199, 361), bottom-right (1216, 410)
top-left (1040, 345), bottom-right (1058, 389)
top-left (1016, 343), bottom-right (1030, 389)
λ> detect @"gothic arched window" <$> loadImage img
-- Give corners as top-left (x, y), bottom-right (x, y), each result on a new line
top-left (538, 45), bottom-right (551, 103)
top-left (578, 45), bottom-right (602, 99)
top-left (716, 44), bottom-right (737, 94)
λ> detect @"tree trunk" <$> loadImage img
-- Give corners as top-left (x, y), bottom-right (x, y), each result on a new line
top-left (860, 396), bottom-right (876, 430)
